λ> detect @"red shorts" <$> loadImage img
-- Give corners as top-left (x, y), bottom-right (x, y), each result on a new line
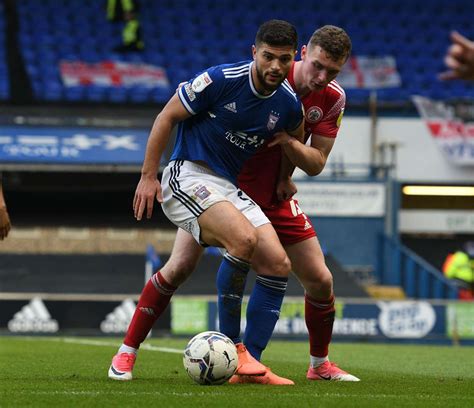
top-left (262, 199), bottom-right (316, 246)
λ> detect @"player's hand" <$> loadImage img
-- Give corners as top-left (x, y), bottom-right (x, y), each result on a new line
top-left (133, 177), bottom-right (163, 221)
top-left (276, 178), bottom-right (297, 201)
top-left (268, 131), bottom-right (293, 147)
top-left (439, 31), bottom-right (474, 81)
top-left (0, 206), bottom-right (11, 240)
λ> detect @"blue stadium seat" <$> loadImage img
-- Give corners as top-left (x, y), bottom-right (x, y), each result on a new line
top-left (63, 86), bottom-right (85, 102)
top-left (13, 0), bottom-right (474, 104)
top-left (108, 87), bottom-right (128, 103)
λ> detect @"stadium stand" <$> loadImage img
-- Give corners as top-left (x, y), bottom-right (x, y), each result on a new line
top-left (0, 1), bottom-right (472, 345)
top-left (0, 251), bottom-right (368, 297)
top-left (0, 2), bottom-right (9, 100)
top-left (11, 0), bottom-right (474, 105)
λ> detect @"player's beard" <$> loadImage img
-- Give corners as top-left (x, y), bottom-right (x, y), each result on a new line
top-left (255, 63), bottom-right (284, 94)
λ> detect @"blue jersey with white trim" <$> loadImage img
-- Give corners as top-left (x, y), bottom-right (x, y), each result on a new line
top-left (171, 60), bottom-right (303, 184)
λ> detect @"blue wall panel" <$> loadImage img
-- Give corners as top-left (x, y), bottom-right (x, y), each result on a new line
top-left (310, 216), bottom-right (385, 268)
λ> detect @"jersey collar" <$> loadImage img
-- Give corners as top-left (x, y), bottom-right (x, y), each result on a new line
top-left (248, 61), bottom-right (277, 99)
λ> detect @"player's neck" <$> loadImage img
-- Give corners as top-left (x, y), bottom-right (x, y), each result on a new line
top-left (251, 64), bottom-right (273, 96)
top-left (293, 61), bottom-right (311, 98)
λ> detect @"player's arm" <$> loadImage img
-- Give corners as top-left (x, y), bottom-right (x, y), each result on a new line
top-left (0, 180), bottom-right (11, 240)
top-left (286, 132), bottom-right (335, 176)
top-left (273, 121), bottom-right (304, 200)
top-left (134, 94), bottom-right (192, 220)
top-left (304, 133), bottom-right (336, 175)
top-left (269, 129), bottom-right (335, 176)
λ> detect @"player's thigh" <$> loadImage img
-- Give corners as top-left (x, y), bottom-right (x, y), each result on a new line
top-left (252, 223), bottom-right (291, 277)
top-left (198, 201), bottom-right (257, 257)
top-left (285, 236), bottom-right (332, 289)
top-left (264, 198), bottom-right (316, 246)
top-left (162, 161), bottom-right (259, 255)
top-left (161, 228), bottom-right (204, 286)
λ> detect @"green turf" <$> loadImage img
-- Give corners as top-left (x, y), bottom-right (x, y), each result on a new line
top-left (0, 336), bottom-right (473, 408)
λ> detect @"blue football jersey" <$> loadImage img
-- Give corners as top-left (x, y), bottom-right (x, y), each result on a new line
top-left (170, 60), bottom-right (303, 184)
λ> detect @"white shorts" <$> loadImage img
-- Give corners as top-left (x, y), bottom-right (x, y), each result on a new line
top-left (161, 160), bottom-right (270, 244)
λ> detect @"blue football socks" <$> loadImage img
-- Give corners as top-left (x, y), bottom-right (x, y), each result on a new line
top-left (216, 253), bottom-right (250, 344)
top-left (244, 275), bottom-right (288, 361)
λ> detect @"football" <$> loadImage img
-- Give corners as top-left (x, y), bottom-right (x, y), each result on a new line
top-left (183, 331), bottom-right (238, 385)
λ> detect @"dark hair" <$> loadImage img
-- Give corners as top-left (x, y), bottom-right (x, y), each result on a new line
top-left (255, 19), bottom-right (298, 50)
top-left (308, 25), bottom-right (352, 62)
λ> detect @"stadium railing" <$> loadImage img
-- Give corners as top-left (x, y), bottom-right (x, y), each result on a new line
top-left (376, 234), bottom-right (459, 299)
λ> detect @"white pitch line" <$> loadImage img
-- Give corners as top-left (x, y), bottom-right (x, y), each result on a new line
top-left (8, 390), bottom-right (474, 401)
top-left (21, 336), bottom-right (183, 354)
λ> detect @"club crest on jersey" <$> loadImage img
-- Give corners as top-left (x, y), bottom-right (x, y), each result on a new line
top-left (192, 72), bottom-right (213, 93)
top-left (306, 106), bottom-right (323, 123)
top-left (267, 111), bottom-right (280, 130)
top-left (194, 185), bottom-right (211, 201)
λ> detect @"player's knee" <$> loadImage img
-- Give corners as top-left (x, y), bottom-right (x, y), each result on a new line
top-left (305, 268), bottom-right (333, 298)
top-left (272, 254), bottom-right (291, 277)
top-left (227, 229), bottom-right (258, 260)
top-left (319, 272), bottom-right (333, 293)
top-left (162, 259), bottom-right (197, 286)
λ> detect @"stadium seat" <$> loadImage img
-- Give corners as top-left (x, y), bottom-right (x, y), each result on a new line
top-left (0, 4), bottom-right (8, 100)
top-left (11, 0), bottom-right (474, 104)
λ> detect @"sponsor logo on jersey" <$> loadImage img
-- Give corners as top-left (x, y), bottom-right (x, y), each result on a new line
top-left (267, 111), bottom-right (280, 130)
top-left (306, 106), bottom-right (323, 123)
top-left (184, 83), bottom-right (196, 101)
top-left (336, 108), bottom-right (345, 127)
top-left (100, 299), bottom-right (136, 333)
top-left (225, 131), bottom-right (265, 150)
top-left (223, 102), bottom-right (237, 113)
top-left (192, 72), bottom-right (213, 93)
top-left (8, 297), bottom-right (59, 333)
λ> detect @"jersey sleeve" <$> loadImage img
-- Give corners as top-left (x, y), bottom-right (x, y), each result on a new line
top-left (177, 66), bottom-right (225, 115)
top-left (286, 100), bottom-right (304, 131)
top-left (311, 90), bottom-right (346, 138)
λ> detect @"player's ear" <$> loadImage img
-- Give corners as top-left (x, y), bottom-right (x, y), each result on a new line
top-left (301, 45), bottom-right (307, 60)
top-left (252, 45), bottom-right (257, 60)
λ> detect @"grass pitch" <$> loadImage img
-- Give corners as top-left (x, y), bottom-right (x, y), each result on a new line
top-left (0, 336), bottom-right (473, 408)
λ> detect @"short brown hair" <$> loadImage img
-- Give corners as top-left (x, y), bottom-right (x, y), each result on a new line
top-left (255, 19), bottom-right (298, 51)
top-left (308, 25), bottom-right (352, 62)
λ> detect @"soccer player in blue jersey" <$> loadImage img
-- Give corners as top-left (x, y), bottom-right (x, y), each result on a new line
top-left (109, 19), bottom-right (303, 383)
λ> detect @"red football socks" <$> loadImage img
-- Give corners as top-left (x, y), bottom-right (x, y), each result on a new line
top-left (124, 271), bottom-right (176, 349)
top-left (305, 294), bottom-right (335, 357)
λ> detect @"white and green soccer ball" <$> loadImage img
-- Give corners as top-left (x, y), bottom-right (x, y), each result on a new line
top-left (183, 331), bottom-right (238, 385)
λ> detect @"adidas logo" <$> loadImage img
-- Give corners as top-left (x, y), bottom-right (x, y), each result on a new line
top-left (100, 299), bottom-right (136, 333)
top-left (139, 307), bottom-right (156, 316)
top-left (8, 297), bottom-right (59, 333)
top-left (224, 102), bottom-right (237, 113)
top-left (304, 220), bottom-right (312, 230)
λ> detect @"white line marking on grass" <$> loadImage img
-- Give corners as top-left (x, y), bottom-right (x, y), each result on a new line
top-left (19, 336), bottom-right (183, 354)
top-left (10, 390), bottom-right (474, 401)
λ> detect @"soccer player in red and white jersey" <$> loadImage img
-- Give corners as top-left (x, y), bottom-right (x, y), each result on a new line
top-left (232, 25), bottom-right (360, 384)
